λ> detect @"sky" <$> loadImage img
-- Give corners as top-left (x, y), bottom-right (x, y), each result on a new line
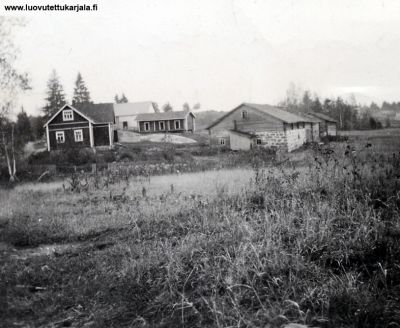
top-left (3, 0), bottom-right (400, 115)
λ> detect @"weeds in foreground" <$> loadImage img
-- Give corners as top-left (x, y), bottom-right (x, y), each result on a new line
top-left (1, 142), bottom-right (400, 327)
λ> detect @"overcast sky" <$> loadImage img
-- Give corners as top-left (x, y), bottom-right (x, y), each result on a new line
top-left (3, 0), bottom-right (400, 115)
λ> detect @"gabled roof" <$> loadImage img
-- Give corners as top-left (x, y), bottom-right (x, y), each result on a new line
top-left (307, 111), bottom-right (338, 123)
top-left (44, 103), bottom-right (114, 127)
top-left (295, 112), bottom-right (323, 123)
top-left (244, 103), bottom-right (308, 123)
top-left (75, 103), bottom-right (115, 123)
top-left (136, 110), bottom-right (195, 122)
top-left (114, 102), bottom-right (156, 117)
top-left (229, 129), bottom-right (256, 139)
top-left (206, 103), bottom-right (309, 130)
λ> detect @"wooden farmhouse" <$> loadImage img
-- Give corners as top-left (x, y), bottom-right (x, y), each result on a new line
top-left (306, 112), bottom-right (338, 136)
top-left (135, 111), bottom-right (195, 133)
top-left (206, 103), bottom-right (317, 152)
top-left (114, 102), bottom-right (157, 131)
top-left (44, 103), bottom-right (114, 151)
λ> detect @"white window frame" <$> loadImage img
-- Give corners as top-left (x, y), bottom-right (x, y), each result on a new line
top-left (256, 138), bottom-right (262, 145)
top-left (62, 110), bottom-right (74, 121)
top-left (219, 138), bottom-right (225, 145)
top-left (74, 129), bottom-right (83, 142)
top-left (159, 121), bottom-right (165, 131)
top-left (174, 120), bottom-right (181, 130)
top-left (55, 131), bottom-right (65, 144)
top-left (144, 122), bottom-right (150, 131)
top-left (122, 121), bottom-right (128, 129)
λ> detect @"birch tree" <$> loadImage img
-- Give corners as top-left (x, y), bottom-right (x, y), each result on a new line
top-left (0, 17), bottom-right (30, 182)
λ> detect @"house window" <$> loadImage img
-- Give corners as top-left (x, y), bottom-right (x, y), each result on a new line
top-left (219, 138), bottom-right (225, 145)
top-left (62, 110), bottom-right (74, 121)
top-left (122, 121), bottom-right (128, 129)
top-left (159, 121), bottom-right (165, 131)
top-left (256, 138), bottom-right (262, 145)
top-left (174, 120), bottom-right (180, 130)
top-left (144, 122), bottom-right (150, 131)
top-left (74, 129), bottom-right (83, 142)
top-left (55, 131), bottom-right (65, 143)
top-left (242, 110), bottom-right (248, 119)
top-left (291, 123), bottom-right (294, 130)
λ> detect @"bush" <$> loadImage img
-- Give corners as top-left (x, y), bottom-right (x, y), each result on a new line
top-left (321, 135), bottom-right (349, 142)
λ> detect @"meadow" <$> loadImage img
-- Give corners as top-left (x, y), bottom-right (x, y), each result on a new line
top-left (1, 131), bottom-right (400, 327)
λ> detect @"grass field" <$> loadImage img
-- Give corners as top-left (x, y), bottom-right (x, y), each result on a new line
top-left (1, 133), bottom-right (400, 327)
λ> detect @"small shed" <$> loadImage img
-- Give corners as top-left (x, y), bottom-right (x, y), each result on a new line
top-left (307, 112), bottom-right (338, 137)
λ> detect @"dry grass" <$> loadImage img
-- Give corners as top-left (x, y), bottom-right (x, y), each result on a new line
top-left (1, 136), bottom-right (400, 327)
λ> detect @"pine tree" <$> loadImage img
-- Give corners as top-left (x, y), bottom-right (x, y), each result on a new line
top-left (43, 70), bottom-right (66, 119)
top-left (163, 103), bottom-right (173, 112)
top-left (72, 72), bottom-right (91, 106)
top-left (310, 97), bottom-right (323, 113)
top-left (120, 93), bottom-right (128, 103)
top-left (16, 107), bottom-right (32, 144)
top-left (182, 102), bottom-right (190, 112)
top-left (114, 93), bottom-right (128, 103)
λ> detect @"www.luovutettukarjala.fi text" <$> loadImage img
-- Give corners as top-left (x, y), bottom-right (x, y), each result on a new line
top-left (4, 4), bottom-right (98, 12)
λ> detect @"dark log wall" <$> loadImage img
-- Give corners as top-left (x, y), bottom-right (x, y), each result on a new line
top-left (93, 125), bottom-right (110, 146)
top-left (50, 106), bottom-right (88, 124)
top-left (49, 126), bottom-right (91, 150)
top-left (49, 123), bottom-right (111, 150)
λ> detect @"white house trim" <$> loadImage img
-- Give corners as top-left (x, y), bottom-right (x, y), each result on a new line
top-left (89, 122), bottom-right (94, 147)
top-left (46, 125), bottom-right (50, 151)
top-left (108, 123), bottom-right (113, 147)
top-left (62, 109), bottom-right (74, 121)
top-left (43, 104), bottom-right (94, 127)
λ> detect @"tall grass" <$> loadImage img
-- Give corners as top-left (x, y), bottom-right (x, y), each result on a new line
top-left (1, 140), bottom-right (400, 327)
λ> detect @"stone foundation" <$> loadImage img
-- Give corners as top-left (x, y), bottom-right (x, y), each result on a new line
top-left (255, 131), bottom-right (287, 150)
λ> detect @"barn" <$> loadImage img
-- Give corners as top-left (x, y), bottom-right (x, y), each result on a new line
top-left (44, 103), bottom-right (114, 151)
top-left (206, 103), bottom-right (313, 152)
top-left (135, 111), bottom-right (195, 133)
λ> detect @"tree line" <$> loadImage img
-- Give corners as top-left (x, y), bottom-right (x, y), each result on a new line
top-left (280, 83), bottom-right (383, 130)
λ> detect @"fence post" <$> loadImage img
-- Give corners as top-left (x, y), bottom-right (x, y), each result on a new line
top-left (92, 163), bottom-right (97, 173)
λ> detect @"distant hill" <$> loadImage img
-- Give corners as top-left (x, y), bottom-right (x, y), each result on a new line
top-left (194, 110), bottom-right (226, 130)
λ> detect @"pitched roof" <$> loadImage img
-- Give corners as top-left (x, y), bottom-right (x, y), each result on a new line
top-left (244, 103), bottom-right (309, 123)
top-left (295, 112), bottom-right (323, 123)
top-left (206, 103), bottom-right (309, 129)
top-left (114, 102), bottom-right (155, 116)
top-left (229, 129), bottom-right (256, 138)
top-left (307, 111), bottom-right (338, 123)
top-left (44, 103), bottom-right (114, 126)
top-left (74, 103), bottom-right (115, 123)
top-left (136, 110), bottom-right (194, 121)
